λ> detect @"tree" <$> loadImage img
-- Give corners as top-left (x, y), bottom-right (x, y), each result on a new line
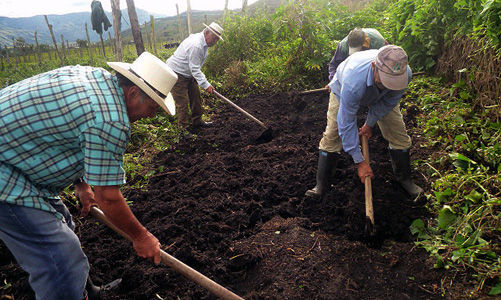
top-left (76, 39), bottom-right (88, 48)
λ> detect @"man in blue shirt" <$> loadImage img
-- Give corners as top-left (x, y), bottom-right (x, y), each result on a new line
top-left (167, 22), bottom-right (224, 131)
top-left (305, 45), bottom-right (423, 201)
top-left (0, 52), bottom-right (177, 299)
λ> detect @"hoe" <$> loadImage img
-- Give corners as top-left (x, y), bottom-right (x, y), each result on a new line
top-left (214, 91), bottom-right (274, 144)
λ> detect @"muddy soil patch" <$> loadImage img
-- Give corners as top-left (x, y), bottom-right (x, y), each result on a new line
top-left (0, 92), bottom-right (479, 299)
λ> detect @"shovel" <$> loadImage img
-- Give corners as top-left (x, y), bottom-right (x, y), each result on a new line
top-left (361, 135), bottom-right (376, 240)
top-left (213, 91), bottom-right (274, 144)
top-left (89, 206), bottom-right (244, 300)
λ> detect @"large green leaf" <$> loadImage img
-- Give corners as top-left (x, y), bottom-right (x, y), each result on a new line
top-left (489, 281), bottom-right (501, 295)
top-left (438, 205), bottom-right (456, 230)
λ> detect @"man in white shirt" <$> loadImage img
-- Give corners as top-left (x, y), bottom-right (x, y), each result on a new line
top-left (167, 22), bottom-right (223, 130)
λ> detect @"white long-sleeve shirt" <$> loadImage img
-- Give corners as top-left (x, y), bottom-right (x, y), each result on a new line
top-left (166, 32), bottom-right (211, 89)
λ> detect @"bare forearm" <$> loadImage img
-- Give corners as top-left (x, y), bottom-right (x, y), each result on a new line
top-left (94, 187), bottom-right (147, 241)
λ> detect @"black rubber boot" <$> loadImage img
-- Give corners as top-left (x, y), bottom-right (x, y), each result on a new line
top-left (305, 150), bottom-right (339, 198)
top-left (389, 148), bottom-right (424, 200)
top-left (86, 277), bottom-right (122, 300)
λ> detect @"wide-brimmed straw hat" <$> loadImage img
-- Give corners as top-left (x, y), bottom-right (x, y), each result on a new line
top-left (375, 45), bottom-right (409, 91)
top-left (203, 22), bottom-right (224, 42)
top-left (107, 52), bottom-right (178, 115)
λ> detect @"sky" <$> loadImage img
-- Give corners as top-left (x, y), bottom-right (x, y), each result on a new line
top-left (0, 0), bottom-right (260, 18)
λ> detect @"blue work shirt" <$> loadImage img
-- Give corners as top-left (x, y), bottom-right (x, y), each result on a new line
top-left (328, 49), bottom-right (412, 164)
top-left (0, 66), bottom-right (130, 219)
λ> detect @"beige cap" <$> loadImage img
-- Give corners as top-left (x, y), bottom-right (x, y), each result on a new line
top-left (107, 52), bottom-right (178, 115)
top-left (375, 45), bottom-right (409, 90)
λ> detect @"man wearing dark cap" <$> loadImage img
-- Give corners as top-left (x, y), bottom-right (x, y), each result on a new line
top-left (306, 45), bottom-right (423, 201)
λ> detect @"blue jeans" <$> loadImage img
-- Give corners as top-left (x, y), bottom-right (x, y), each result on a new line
top-left (0, 200), bottom-right (89, 300)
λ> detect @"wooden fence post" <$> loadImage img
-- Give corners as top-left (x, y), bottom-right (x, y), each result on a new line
top-left (0, 45), bottom-right (3, 68)
top-left (144, 21), bottom-right (151, 51)
top-left (44, 15), bottom-right (64, 66)
top-left (150, 15), bottom-right (157, 54)
top-left (60, 34), bottom-right (66, 59)
top-left (187, 0), bottom-right (192, 35)
top-left (176, 3), bottom-right (183, 41)
top-left (108, 31), bottom-right (115, 56)
top-left (85, 23), bottom-right (93, 61)
top-left (34, 32), bottom-right (42, 64)
top-left (242, 0), bottom-right (248, 14)
top-left (111, 0), bottom-right (123, 61)
top-left (99, 33), bottom-right (106, 57)
top-left (12, 38), bottom-right (19, 66)
top-left (126, 0), bottom-right (145, 56)
top-left (22, 47), bottom-right (27, 63)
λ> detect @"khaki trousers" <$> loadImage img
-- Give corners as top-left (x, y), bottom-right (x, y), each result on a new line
top-left (319, 93), bottom-right (412, 152)
top-left (170, 74), bottom-right (203, 128)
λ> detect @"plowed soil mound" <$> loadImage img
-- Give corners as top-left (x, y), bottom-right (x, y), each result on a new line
top-left (0, 92), bottom-right (478, 299)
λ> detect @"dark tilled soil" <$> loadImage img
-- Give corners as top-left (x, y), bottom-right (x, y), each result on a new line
top-left (0, 92), bottom-right (481, 299)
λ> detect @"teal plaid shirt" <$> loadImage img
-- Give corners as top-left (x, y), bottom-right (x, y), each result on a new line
top-left (0, 66), bottom-right (130, 218)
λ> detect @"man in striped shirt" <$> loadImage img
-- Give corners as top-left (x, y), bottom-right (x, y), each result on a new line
top-left (0, 52), bottom-right (177, 300)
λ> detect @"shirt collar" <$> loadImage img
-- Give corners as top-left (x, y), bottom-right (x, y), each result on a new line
top-left (199, 32), bottom-right (208, 48)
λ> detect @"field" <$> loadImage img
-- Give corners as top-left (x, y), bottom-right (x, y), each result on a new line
top-left (0, 91), bottom-right (481, 299)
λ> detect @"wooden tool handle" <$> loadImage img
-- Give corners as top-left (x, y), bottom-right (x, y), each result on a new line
top-left (364, 177), bottom-right (374, 224)
top-left (298, 87), bottom-right (329, 95)
top-left (214, 91), bottom-right (267, 129)
top-left (90, 207), bottom-right (244, 300)
top-left (361, 136), bottom-right (374, 224)
top-left (361, 135), bottom-right (369, 163)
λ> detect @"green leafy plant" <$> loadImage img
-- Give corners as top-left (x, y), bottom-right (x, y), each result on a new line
top-left (406, 76), bottom-right (500, 294)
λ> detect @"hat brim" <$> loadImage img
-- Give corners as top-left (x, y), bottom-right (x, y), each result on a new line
top-left (203, 23), bottom-right (224, 42)
top-left (377, 68), bottom-right (408, 91)
top-left (107, 62), bottom-right (176, 116)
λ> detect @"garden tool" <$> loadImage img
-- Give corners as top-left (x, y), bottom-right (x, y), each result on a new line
top-left (361, 135), bottom-right (376, 240)
top-left (298, 87), bottom-right (329, 95)
top-left (89, 206), bottom-right (244, 300)
top-left (213, 91), bottom-right (274, 144)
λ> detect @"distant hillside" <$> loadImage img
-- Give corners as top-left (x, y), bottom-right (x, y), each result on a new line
top-left (0, 0), bottom-right (284, 47)
top-left (122, 0), bottom-right (285, 44)
top-left (0, 8), bottom-right (166, 47)
top-left (121, 10), bottom-right (223, 44)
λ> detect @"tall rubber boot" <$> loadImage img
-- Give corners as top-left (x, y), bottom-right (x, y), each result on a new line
top-left (305, 150), bottom-right (338, 198)
top-left (389, 148), bottom-right (424, 200)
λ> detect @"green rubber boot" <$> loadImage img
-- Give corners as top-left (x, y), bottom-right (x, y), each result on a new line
top-left (389, 148), bottom-right (424, 200)
top-left (305, 150), bottom-right (339, 198)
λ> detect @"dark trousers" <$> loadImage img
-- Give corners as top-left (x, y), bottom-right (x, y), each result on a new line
top-left (170, 74), bottom-right (203, 128)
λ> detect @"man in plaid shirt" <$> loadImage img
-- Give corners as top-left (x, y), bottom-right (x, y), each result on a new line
top-left (0, 52), bottom-right (177, 300)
